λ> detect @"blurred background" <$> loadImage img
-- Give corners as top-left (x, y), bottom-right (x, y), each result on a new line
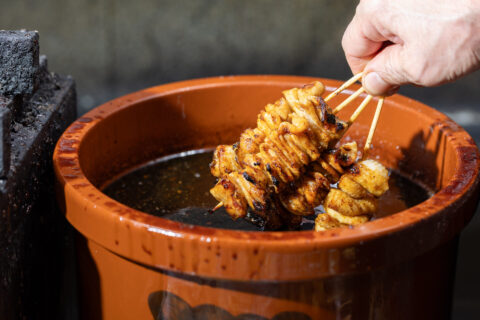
top-left (2, 0), bottom-right (480, 318)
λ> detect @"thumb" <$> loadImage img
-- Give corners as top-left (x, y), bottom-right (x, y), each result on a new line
top-left (362, 44), bottom-right (408, 96)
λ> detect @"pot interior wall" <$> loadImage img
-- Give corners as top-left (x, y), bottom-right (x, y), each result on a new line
top-left (79, 83), bottom-right (456, 196)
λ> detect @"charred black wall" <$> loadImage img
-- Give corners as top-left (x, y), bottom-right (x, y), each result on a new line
top-left (0, 30), bottom-right (77, 320)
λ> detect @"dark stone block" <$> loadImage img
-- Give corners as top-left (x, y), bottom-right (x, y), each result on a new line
top-left (0, 94), bottom-right (21, 118)
top-left (0, 62), bottom-right (76, 319)
top-left (0, 30), bottom-right (39, 96)
top-left (0, 107), bottom-right (11, 178)
top-left (39, 54), bottom-right (48, 73)
top-left (0, 96), bottom-right (14, 109)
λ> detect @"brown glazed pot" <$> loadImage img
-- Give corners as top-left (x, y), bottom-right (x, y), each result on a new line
top-left (54, 76), bottom-right (480, 320)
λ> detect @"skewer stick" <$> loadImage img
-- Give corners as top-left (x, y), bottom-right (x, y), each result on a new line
top-left (325, 72), bottom-right (364, 102)
top-left (333, 87), bottom-right (366, 114)
top-left (363, 97), bottom-right (384, 159)
top-left (348, 94), bottom-right (373, 124)
top-left (210, 202), bottom-right (223, 212)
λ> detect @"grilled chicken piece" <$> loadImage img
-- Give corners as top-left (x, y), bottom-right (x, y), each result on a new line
top-left (210, 176), bottom-right (248, 219)
top-left (279, 172), bottom-right (330, 216)
top-left (323, 208), bottom-right (370, 226)
top-left (237, 128), bottom-right (264, 162)
top-left (210, 170), bottom-right (269, 220)
top-left (210, 144), bottom-right (241, 177)
top-left (283, 85), bottom-right (347, 150)
top-left (349, 159), bottom-right (389, 197)
top-left (279, 142), bottom-right (359, 216)
top-left (338, 175), bottom-right (370, 199)
top-left (315, 159), bottom-right (389, 231)
top-left (315, 213), bottom-right (348, 231)
top-left (324, 188), bottom-right (376, 217)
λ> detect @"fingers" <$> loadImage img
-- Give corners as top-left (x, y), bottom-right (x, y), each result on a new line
top-left (342, 0), bottom-right (480, 96)
top-left (342, 9), bottom-right (389, 74)
top-left (342, 1), bottom-right (405, 96)
top-left (342, 15), bottom-right (407, 96)
top-left (362, 44), bottom-right (408, 96)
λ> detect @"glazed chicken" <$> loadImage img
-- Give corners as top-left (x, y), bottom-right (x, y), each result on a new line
top-left (210, 82), bottom-right (347, 222)
top-left (279, 140), bottom-right (389, 230)
top-left (279, 142), bottom-right (358, 216)
top-left (209, 81), bottom-right (389, 230)
top-left (315, 158), bottom-right (389, 230)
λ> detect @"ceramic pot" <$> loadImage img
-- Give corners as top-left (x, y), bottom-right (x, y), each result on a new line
top-left (53, 76), bottom-right (480, 320)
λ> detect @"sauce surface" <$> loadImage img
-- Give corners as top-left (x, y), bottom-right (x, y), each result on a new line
top-left (103, 150), bottom-right (432, 231)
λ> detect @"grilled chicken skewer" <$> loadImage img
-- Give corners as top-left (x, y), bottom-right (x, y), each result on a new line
top-left (209, 82), bottom-right (349, 225)
top-left (209, 75), bottom-right (387, 230)
top-left (315, 97), bottom-right (387, 230)
top-left (315, 158), bottom-right (389, 230)
top-left (282, 140), bottom-right (389, 230)
top-left (263, 88), bottom-right (385, 219)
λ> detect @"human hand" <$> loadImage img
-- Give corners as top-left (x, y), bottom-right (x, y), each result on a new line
top-left (342, 0), bottom-right (480, 96)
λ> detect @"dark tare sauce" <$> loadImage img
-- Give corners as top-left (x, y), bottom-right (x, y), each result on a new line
top-left (103, 150), bottom-right (432, 231)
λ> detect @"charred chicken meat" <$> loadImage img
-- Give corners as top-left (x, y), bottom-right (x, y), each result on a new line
top-left (209, 81), bottom-right (389, 230)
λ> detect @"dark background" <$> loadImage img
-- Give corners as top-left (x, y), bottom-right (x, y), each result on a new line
top-left (2, 0), bottom-right (480, 318)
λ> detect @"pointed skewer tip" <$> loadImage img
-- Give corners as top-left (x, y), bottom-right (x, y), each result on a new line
top-left (209, 202), bottom-right (223, 213)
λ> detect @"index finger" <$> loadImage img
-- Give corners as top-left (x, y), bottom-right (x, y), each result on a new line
top-left (342, 14), bottom-right (386, 74)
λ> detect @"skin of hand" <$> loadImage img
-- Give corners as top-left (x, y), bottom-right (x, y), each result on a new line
top-left (342, 0), bottom-right (480, 96)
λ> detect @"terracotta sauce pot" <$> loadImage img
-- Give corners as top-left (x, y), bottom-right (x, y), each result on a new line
top-left (54, 76), bottom-right (480, 320)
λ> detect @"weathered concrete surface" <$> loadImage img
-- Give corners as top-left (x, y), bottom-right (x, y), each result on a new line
top-left (0, 105), bottom-right (11, 178)
top-left (0, 58), bottom-right (77, 319)
top-left (0, 30), bottom-right (39, 96)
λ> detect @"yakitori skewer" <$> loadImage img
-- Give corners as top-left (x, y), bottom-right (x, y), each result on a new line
top-left (315, 155), bottom-right (389, 231)
top-left (209, 88), bottom-right (370, 200)
top-left (209, 73), bottom-right (386, 227)
top-left (279, 93), bottom-right (388, 224)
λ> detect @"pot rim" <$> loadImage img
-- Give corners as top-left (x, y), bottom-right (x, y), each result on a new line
top-left (54, 75), bottom-right (480, 279)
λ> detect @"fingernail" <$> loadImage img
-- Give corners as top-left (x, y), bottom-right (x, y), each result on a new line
top-left (363, 72), bottom-right (390, 96)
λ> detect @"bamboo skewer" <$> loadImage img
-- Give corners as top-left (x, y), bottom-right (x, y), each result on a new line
top-left (325, 72), bottom-right (364, 102)
top-left (333, 87), bottom-right (366, 114)
top-left (363, 97), bottom-right (384, 159)
top-left (348, 94), bottom-right (373, 124)
top-left (210, 202), bottom-right (223, 213)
